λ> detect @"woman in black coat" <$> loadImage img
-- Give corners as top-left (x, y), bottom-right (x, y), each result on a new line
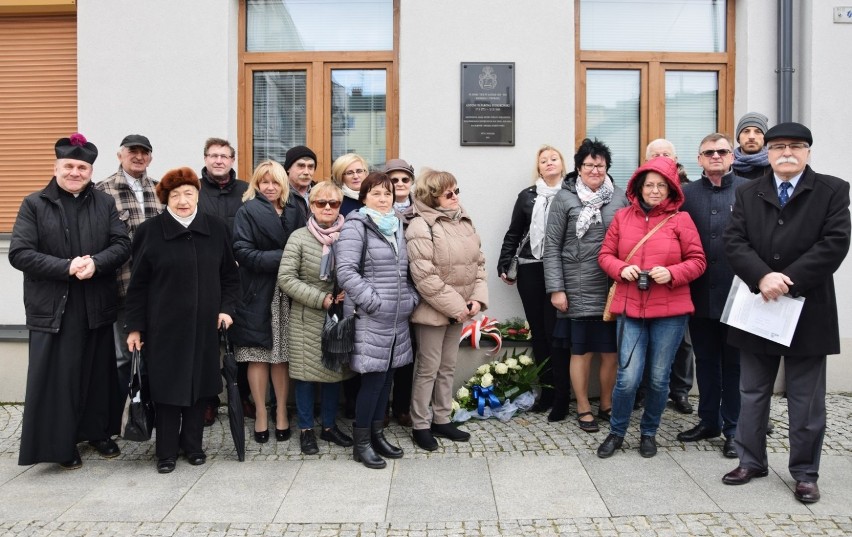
top-left (126, 167), bottom-right (240, 474)
top-left (231, 160), bottom-right (292, 444)
top-left (497, 145), bottom-right (567, 420)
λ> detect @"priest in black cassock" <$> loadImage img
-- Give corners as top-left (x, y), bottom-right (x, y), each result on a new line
top-left (10, 133), bottom-right (131, 469)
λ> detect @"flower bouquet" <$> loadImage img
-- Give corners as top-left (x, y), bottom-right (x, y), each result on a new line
top-left (452, 349), bottom-right (548, 422)
top-left (498, 317), bottom-right (532, 341)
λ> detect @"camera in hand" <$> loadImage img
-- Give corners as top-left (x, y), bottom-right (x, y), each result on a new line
top-left (637, 270), bottom-right (651, 291)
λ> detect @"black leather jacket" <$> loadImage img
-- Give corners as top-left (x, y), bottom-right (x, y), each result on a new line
top-left (497, 185), bottom-right (538, 275)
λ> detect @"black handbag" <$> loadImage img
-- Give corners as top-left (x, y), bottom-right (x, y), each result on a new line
top-left (120, 348), bottom-right (155, 442)
top-left (321, 226), bottom-right (368, 371)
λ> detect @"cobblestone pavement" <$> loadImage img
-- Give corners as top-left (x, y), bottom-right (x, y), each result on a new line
top-left (0, 394), bottom-right (850, 536)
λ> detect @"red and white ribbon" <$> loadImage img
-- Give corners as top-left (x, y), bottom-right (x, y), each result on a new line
top-left (459, 316), bottom-right (502, 356)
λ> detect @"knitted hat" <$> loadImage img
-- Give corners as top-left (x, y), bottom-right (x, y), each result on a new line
top-left (736, 112), bottom-right (769, 138)
top-left (764, 122), bottom-right (813, 147)
top-left (55, 133), bottom-right (98, 165)
top-left (284, 145), bottom-right (317, 171)
top-left (156, 167), bottom-right (200, 204)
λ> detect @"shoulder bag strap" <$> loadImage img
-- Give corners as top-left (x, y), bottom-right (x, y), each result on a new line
top-left (623, 212), bottom-right (678, 264)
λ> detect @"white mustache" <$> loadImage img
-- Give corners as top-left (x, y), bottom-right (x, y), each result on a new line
top-left (775, 156), bottom-right (799, 165)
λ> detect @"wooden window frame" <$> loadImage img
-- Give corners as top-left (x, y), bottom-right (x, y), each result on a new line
top-left (237, 0), bottom-right (399, 180)
top-left (574, 0), bottom-right (736, 158)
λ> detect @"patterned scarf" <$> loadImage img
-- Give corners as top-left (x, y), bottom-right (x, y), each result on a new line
top-left (529, 178), bottom-right (562, 259)
top-left (359, 206), bottom-right (399, 235)
top-left (575, 175), bottom-right (614, 238)
top-left (732, 147), bottom-right (770, 174)
top-left (307, 214), bottom-right (345, 280)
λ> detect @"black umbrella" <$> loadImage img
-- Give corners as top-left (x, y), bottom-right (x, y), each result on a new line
top-left (220, 325), bottom-right (245, 461)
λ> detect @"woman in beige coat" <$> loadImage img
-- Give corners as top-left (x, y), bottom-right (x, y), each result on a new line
top-left (277, 182), bottom-right (354, 455)
top-left (406, 169), bottom-right (488, 451)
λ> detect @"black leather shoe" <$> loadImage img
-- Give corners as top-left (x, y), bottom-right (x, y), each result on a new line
top-left (677, 423), bottom-right (721, 442)
top-left (88, 438), bottom-right (121, 458)
top-left (412, 428), bottom-right (438, 451)
top-left (722, 466), bottom-right (769, 485)
top-left (157, 457), bottom-right (176, 473)
top-left (186, 452), bottom-right (206, 466)
top-left (639, 435), bottom-right (657, 458)
top-left (275, 427), bottom-right (291, 441)
top-left (794, 481), bottom-right (820, 503)
top-left (430, 422), bottom-right (470, 442)
top-left (670, 395), bottom-right (693, 414)
top-left (321, 425), bottom-right (353, 447)
top-left (300, 429), bottom-right (319, 455)
top-left (596, 434), bottom-right (624, 459)
top-left (254, 429), bottom-right (269, 444)
top-left (722, 436), bottom-right (738, 458)
top-left (59, 448), bottom-right (82, 470)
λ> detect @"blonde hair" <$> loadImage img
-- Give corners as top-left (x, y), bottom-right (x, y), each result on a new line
top-left (533, 145), bottom-right (566, 182)
top-left (243, 160), bottom-right (289, 205)
top-left (308, 180), bottom-right (343, 203)
top-left (330, 153), bottom-right (369, 187)
top-left (413, 168), bottom-right (458, 208)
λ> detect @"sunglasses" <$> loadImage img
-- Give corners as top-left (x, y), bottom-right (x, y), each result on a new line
top-left (443, 187), bottom-right (461, 199)
top-left (391, 177), bottom-right (411, 184)
top-left (700, 149), bottom-right (732, 157)
top-left (312, 199), bottom-right (341, 209)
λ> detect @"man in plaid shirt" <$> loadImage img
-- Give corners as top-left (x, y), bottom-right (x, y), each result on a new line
top-left (95, 134), bottom-right (163, 392)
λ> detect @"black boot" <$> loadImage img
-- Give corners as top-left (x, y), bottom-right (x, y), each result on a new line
top-left (352, 427), bottom-right (386, 469)
top-left (371, 421), bottom-right (403, 458)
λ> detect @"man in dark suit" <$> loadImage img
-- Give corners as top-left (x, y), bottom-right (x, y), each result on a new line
top-left (721, 122), bottom-right (850, 504)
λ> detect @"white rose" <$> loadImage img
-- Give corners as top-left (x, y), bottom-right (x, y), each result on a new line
top-left (481, 373), bottom-right (494, 388)
top-left (505, 358), bottom-right (518, 368)
top-left (495, 363), bottom-right (509, 375)
top-left (519, 355), bottom-right (533, 366)
top-left (451, 400), bottom-right (460, 411)
top-left (477, 364), bottom-right (491, 375)
top-left (457, 386), bottom-right (470, 399)
top-left (510, 364), bottom-right (522, 370)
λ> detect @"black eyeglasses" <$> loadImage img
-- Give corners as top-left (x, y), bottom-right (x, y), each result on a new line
top-left (391, 177), bottom-right (411, 184)
top-left (700, 149), bottom-right (732, 157)
top-left (312, 199), bottom-right (341, 209)
top-left (443, 187), bottom-right (460, 199)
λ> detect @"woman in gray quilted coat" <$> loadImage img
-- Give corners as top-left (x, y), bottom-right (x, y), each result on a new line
top-left (335, 172), bottom-right (419, 469)
top-left (278, 181), bottom-right (355, 455)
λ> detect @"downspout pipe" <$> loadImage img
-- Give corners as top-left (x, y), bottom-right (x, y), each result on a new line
top-left (777, 0), bottom-right (794, 123)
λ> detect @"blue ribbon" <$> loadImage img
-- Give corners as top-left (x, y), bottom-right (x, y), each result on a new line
top-left (473, 385), bottom-right (502, 416)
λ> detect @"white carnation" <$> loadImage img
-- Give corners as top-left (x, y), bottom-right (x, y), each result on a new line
top-left (477, 364), bottom-right (491, 375)
top-left (518, 355), bottom-right (534, 366)
top-left (457, 386), bottom-right (470, 399)
top-left (495, 363), bottom-right (509, 375)
top-left (481, 373), bottom-right (494, 388)
top-left (505, 357), bottom-right (518, 368)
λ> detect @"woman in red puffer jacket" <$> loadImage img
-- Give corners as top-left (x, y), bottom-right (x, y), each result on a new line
top-left (595, 156), bottom-right (706, 460)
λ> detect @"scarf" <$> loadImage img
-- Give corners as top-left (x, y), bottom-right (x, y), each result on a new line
top-left (166, 206), bottom-right (197, 228)
top-left (307, 215), bottom-right (345, 281)
top-left (359, 206), bottom-right (399, 236)
top-left (732, 147), bottom-right (770, 174)
top-left (341, 184), bottom-right (360, 200)
top-left (393, 197), bottom-right (411, 213)
top-left (575, 175), bottom-right (614, 238)
top-left (528, 178), bottom-right (562, 258)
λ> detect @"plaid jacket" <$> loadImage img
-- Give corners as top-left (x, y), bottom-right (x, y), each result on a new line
top-left (95, 166), bottom-right (163, 299)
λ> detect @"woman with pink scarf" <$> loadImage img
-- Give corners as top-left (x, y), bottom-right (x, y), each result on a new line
top-left (278, 181), bottom-right (354, 455)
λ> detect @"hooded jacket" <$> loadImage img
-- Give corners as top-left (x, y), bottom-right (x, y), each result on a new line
top-left (597, 157), bottom-right (706, 319)
top-left (406, 199), bottom-right (488, 326)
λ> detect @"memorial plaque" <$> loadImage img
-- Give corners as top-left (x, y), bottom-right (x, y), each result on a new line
top-left (460, 62), bottom-right (514, 146)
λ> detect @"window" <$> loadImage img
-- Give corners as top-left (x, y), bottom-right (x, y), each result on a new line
top-left (239, 0), bottom-right (397, 179)
top-left (576, 0), bottom-right (734, 185)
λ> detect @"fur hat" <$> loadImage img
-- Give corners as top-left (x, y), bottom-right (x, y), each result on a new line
top-left (764, 122), bottom-right (813, 147)
top-left (284, 145), bottom-right (317, 171)
top-left (736, 112), bottom-right (769, 138)
top-left (55, 133), bottom-right (98, 165)
top-left (156, 167), bottom-right (200, 204)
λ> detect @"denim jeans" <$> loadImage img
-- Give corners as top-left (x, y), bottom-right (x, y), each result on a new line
top-left (294, 380), bottom-right (341, 430)
top-left (609, 315), bottom-right (688, 437)
top-left (689, 317), bottom-right (740, 438)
